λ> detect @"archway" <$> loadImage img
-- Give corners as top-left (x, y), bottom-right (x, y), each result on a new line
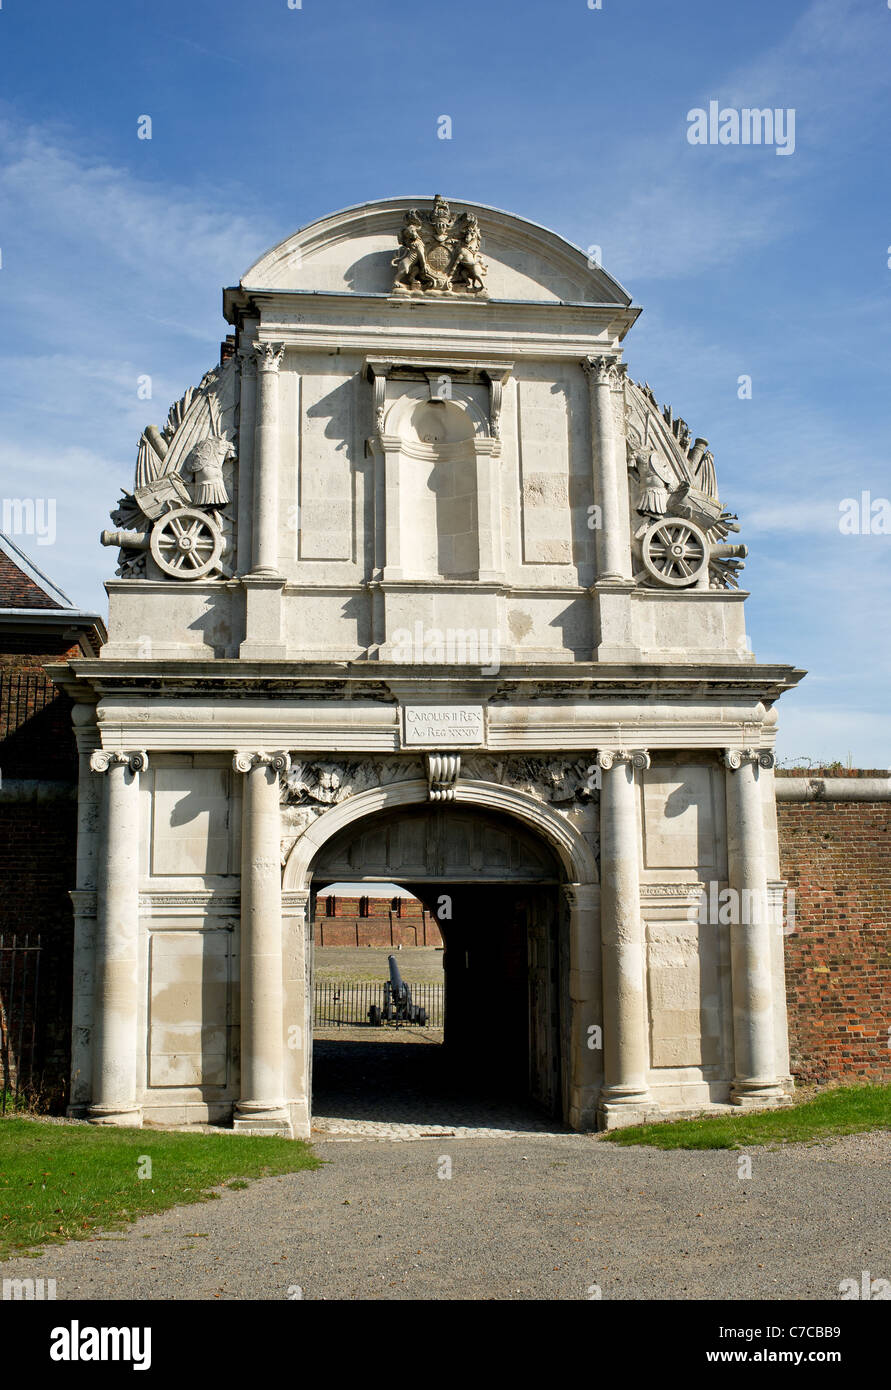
top-left (284, 783), bottom-right (597, 1132)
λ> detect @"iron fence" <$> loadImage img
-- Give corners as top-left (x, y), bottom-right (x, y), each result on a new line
top-left (0, 933), bottom-right (42, 1114)
top-left (313, 980), bottom-right (443, 1028)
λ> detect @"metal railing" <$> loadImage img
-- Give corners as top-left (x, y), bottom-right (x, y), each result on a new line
top-left (313, 980), bottom-right (443, 1028)
top-left (0, 933), bottom-right (42, 1114)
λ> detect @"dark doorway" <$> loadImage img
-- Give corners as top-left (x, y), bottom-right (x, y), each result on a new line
top-left (307, 803), bottom-right (566, 1130)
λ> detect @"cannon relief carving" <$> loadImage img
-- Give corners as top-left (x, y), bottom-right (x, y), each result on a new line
top-left (102, 360), bottom-right (238, 580)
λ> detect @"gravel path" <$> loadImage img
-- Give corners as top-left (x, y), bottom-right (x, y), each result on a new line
top-left (3, 1130), bottom-right (888, 1301)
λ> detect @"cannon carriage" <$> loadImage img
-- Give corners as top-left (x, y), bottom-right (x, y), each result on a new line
top-left (368, 954), bottom-right (428, 1027)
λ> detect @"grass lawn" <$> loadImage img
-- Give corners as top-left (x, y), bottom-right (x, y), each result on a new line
top-left (602, 1082), bottom-right (891, 1150)
top-left (0, 1118), bottom-right (321, 1260)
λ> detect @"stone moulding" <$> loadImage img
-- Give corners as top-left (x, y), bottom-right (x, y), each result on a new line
top-left (282, 776), bottom-right (599, 891)
top-left (639, 883), bottom-right (706, 899)
top-left (137, 894), bottom-right (240, 910)
top-left (278, 752), bottom-right (601, 865)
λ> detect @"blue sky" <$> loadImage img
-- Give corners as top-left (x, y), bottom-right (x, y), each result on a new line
top-left (1, 0), bottom-right (888, 765)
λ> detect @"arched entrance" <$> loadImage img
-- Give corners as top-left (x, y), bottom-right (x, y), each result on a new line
top-left (283, 782), bottom-right (599, 1131)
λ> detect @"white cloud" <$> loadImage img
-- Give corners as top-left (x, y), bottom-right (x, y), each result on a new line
top-left (0, 115), bottom-right (286, 610)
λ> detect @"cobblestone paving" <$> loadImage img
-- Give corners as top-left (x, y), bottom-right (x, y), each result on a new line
top-left (311, 1032), bottom-right (570, 1141)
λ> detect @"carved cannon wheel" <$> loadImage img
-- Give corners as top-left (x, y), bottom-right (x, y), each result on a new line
top-left (642, 517), bottom-right (709, 588)
top-left (150, 507), bottom-right (223, 579)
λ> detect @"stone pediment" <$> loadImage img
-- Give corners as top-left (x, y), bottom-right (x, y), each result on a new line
top-left (234, 196), bottom-right (634, 307)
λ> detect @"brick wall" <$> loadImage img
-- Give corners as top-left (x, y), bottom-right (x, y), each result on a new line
top-left (0, 635), bottom-right (83, 1100)
top-left (778, 793), bottom-right (891, 1084)
top-left (0, 799), bottom-right (77, 1092)
top-left (316, 895), bottom-right (443, 948)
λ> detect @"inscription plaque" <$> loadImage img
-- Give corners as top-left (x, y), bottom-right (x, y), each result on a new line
top-left (402, 705), bottom-right (485, 747)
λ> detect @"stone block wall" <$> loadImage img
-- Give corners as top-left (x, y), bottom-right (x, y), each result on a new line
top-left (778, 779), bottom-right (891, 1084)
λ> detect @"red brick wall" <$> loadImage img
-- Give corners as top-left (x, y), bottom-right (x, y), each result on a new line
top-left (0, 640), bottom-right (81, 781)
top-left (315, 896), bottom-right (443, 948)
top-left (779, 798), bottom-right (891, 1084)
top-left (0, 799), bottom-right (76, 1092)
top-left (0, 635), bottom-right (84, 1099)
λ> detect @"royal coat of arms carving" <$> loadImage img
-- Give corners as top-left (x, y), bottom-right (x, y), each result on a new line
top-left (391, 195), bottom-right (488, 295)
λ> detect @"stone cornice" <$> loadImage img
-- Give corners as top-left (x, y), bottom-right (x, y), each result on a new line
top-left (62, 660), bottom-right (807, 705)
top-left (223, 293), bottom-right (639, 359)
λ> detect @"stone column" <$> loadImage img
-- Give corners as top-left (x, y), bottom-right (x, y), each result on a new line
top-left (282, 888), bottom-right (312, 1139)
top-left (232, 750), bottom-right (292, 1135)
top-left (723, 749), bottom-right (785, 1105)
top-left (235, 348), bottom-right (258, 575)
top-left (251, 341), bottom-right (285, 575)
top-left (241, 341), bottom-right (288, 658)
top-left (597, 748), bottom-right (657, 1127)
top-left (564, 882), bottom-right (602, 1131)
top-left (87, 750), bottom-right (148, 1126)
top-left (582, 355), bottom-right (631, 583)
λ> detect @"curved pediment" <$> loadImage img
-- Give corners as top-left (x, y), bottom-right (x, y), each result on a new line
top-left (239, 195), bottom-right (632, 306)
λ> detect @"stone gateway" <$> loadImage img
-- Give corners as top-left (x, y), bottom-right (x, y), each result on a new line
top-left (49, 195), bottom-right (805, 1135)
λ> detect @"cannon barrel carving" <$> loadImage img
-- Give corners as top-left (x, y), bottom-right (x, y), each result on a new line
top-left (101, 528), bottom-right (149, 549)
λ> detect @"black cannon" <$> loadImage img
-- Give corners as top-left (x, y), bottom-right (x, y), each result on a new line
top-left (368, 954), bottom-right (427, 1027)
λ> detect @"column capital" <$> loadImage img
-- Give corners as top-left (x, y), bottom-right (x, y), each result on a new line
top-left (597, 748), bottom-right (650, 772)
top-left (251, 340), bottom-right (285, 373)
top-left (236, 349), bottom-right (258, 379)
top-left (723, 748), bottom-right (775, 771)
top-left (232, 750), bottom-right (291, 775)
top-left (89, 750), bottom-right (148, 774)
top-left (282, 889), bottom-right (311, 914)
top-left (582, 354), bottom-right (627, 388)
